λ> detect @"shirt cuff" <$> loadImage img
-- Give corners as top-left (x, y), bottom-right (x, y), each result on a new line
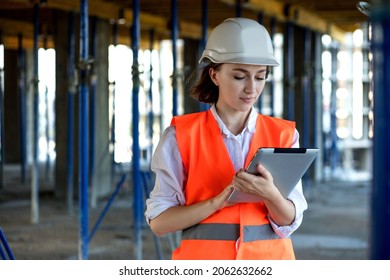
top-left (268, 200), bottom-right (305, 238)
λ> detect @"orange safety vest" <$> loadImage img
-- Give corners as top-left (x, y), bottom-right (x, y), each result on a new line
top-left (171, 110), bottom-right (296, 260)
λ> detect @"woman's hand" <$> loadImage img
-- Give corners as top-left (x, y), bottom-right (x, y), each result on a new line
top-left (149, 183), bottom-right (237, 236)
top-left (233, 164), bottom-right (280, 200)
top-left (210, 184), bottom-right (237, 211)
top-left (233, 164), bottom-right (296, 226)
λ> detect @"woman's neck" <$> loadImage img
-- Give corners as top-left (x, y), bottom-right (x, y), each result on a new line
top-left (215, 105), bottom-right (251, 135)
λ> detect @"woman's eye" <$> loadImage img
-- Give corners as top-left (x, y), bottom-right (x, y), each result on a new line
top-left (233, 75), bottom-right (267, 80)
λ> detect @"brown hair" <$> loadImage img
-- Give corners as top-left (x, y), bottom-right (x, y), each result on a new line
top-left (189, 62), bottom-right (222, 104)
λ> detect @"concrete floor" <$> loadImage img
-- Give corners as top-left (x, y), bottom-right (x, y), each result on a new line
top-left (0, 164), bottom-right (370, 260)
top-left (293, 180), bottom-right (370, 259)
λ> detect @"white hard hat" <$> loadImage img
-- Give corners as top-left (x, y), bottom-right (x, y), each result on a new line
top-left (199, 17), bottom-right (279, 66)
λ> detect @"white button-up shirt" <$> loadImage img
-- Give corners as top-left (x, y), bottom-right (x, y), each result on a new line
top-left (145, 105), bottom-right (308, 238)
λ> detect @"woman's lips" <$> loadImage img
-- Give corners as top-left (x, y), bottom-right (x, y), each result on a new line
top-left (240, 97), bottom-right (256, 104)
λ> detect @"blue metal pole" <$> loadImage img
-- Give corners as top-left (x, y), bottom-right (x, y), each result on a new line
top-left (330, 41), bottom-right (339, 174)
top-left (302, 28), bottom-right (311, 148)
top-left (257, 13), bottom-right (263, 112)
top-left (43, 36), bottom-right (50, 181)
top-left (31, 2), bottom-right (40, 225)
top-left (0, 33), bottom-right (4, 189)
top-left (131, 0), bottom-right (143, 260)
top-left (257, 12), bottom-right (263, 24)
top-left (171, 0), bottom-right (178, 117)
top-left (79, 0), bottom-right (89, 260)
top-left (0, 243), bottom-right (6, 260)
top-left (90, 18), bottom-right (97, 177)
top-left (314, 32), bottom-right (323, 181)
top-left (201, 0), bottom-right (207, 64)
top-left (17, 33), bottom-right (27, 185)
top-left (0, 227), bottom-right (15, 260)
top-left (269, 17), bottom-right (276, 117)
top-left (371, 0), bottom-right (390, 260)
top-left (111, 22), bottom-right (118, 180)
top-left (44, 85), bottom-right (50, 179)
top-left (67, 11), bottom-right (75, 216)
top-left (88, 174), bottom-right (127, 242)
top-left (89, 16), bottom-right (97, 208)
top-left (148, 28), bottom-right (155, 161)
top-left (286, 21), bottom-right (295, 121)
top-left (235, 0), bottom-right (242, 17)
top-left (199, 0), bottom-right (209, 112)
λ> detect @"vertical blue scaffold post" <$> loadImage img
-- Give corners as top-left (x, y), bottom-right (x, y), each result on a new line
top-left (302, 28), bottom-right (312, 148)
top-left (329, 40), bottom-right (339, 175)
top-left (235, 1), bottom-right (242, 17)
top-left (256, 12), bottom-right (263, 112)
top-left (90, 17), bottom-right (98, 208)
top-left (171, 0), bottom-right (178, 117)
top-left (269, 17), bottom-right (276, 117)
top-left (199, 0), bottom-right (209, 112)
top-left (0, 32), bottom-right (4, 189)
top-left (148, 28), bottom-right (155, 158)
top-left (285, 21), bottom-right (295, 121)
top-left (78, 0), bottom-right (89, 260)
top-left (314, 31), bottom-right (323, 181)
top-left (111, 22), bottom-right (118, 181)
top-left (371, 0), bottom-right (390, 260)
top-left (131, 0), bottom-right (143, 260)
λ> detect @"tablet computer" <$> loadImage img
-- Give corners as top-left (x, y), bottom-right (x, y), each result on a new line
top-left (227, 148), bottom-right (319, 203)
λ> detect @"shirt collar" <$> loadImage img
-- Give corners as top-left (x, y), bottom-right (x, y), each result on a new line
top-left (210, 104), bottom-right (258, 136)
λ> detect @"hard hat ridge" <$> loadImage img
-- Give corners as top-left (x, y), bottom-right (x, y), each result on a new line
top-left (199, 17), bottom-right (279, 66)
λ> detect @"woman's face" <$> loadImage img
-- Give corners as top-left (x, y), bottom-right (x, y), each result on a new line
top-left (209, 63), bottom-right (268, 114)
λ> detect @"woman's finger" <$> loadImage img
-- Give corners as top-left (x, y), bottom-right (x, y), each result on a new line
top-left (256, 164), bottom-right (273, 181)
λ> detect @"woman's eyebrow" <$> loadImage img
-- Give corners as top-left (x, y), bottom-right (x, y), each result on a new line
top-left (231, 68), bottom-right (267, 74)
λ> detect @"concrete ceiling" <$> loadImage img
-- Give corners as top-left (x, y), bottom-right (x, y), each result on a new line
top-left (0, 0), bottom-right (370, 49)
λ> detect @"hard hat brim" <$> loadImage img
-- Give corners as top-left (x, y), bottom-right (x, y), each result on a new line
top-left (199, 54), bottom-right (279, 67)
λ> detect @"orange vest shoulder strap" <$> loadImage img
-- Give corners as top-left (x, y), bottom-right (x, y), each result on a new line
top-left (173, 111), bottom-right (235, 202)
top-left (245, 114), bottom-right (296, 167)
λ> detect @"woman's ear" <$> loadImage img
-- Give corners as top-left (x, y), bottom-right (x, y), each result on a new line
top-left (209, 68), bottom-right (219, 86)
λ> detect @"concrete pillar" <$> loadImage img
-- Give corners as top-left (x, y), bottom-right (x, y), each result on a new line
top-left (54, 12), bottom-right (111, 202)
top-left (4, 49), bottom-right (20, 163)
top-left (54, 11), bottom-right (71, 199)
top-left (90, 18), bottom-right (111, 203)
top-left (3, 46), bottom-right (34, 188)
top-left (283, 24), bottom-right (319, 180)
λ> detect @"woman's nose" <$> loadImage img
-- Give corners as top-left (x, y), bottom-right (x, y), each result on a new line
top-left (244, 79), bottom-right (257, 94)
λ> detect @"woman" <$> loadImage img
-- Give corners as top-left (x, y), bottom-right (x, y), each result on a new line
top-left (145, 17), bottom-right (307, 260)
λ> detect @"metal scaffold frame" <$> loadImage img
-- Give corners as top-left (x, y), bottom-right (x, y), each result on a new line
top-left (370, 0), bottom-right (390, 260)
top-left (78, 0), bottom-right (90, 260)
top-left (131, 0), bottom-right (143, 260)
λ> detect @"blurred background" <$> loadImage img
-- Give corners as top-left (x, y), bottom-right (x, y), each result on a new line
top-left (0, 0), bottom-right (386, 260)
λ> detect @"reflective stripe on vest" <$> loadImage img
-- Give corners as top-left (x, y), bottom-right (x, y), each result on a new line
top-left (182, 223), bottom-right (280, 242)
